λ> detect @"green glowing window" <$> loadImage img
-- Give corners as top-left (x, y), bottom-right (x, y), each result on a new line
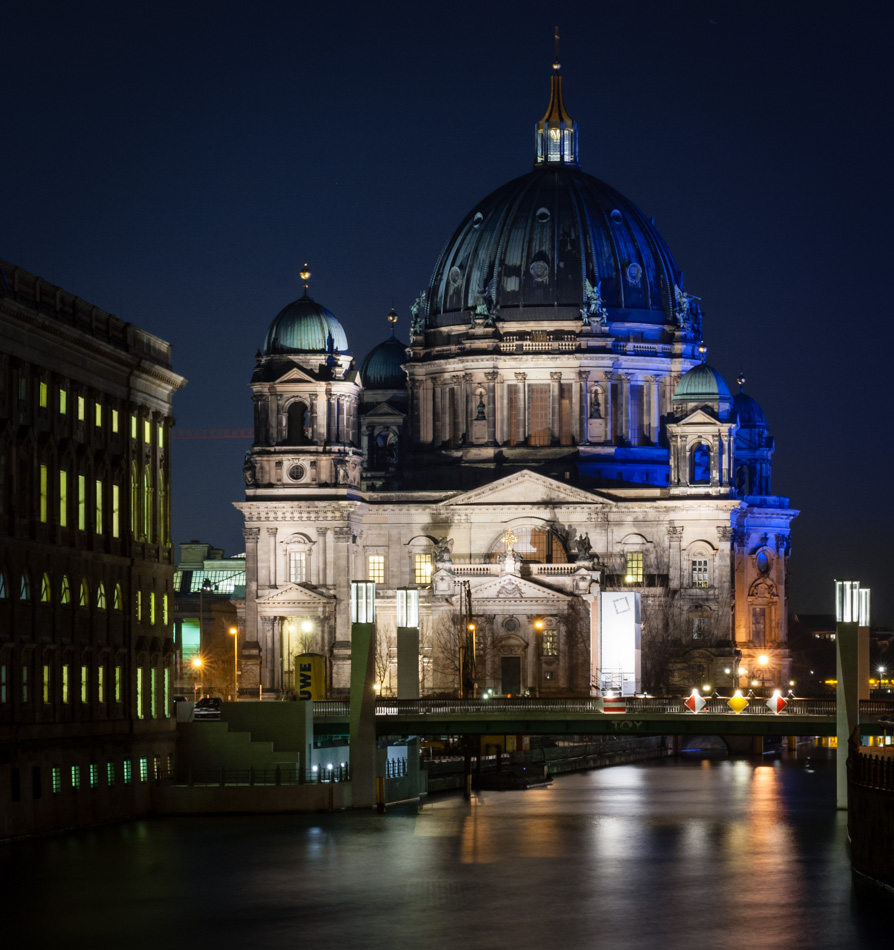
top-left (153, 756), bottom-right (161, 780)
top-left (42, 664), bottom-right (50, 703)
top-left (139, 757), bottom-right (148, 782)
top-left (162, 593), bottom-right (169, 625)
top-left (80, 665), bottom-right (88, 703)
top-left (52, 767), bottom-right (62, 794)
top-left (625, 553), bottom-right (643, 584)
top-left (95, 479), bottom-right (103, 534)
top-left (62, 664), bottom-right (70, 703)
top-left (123, 760), bottom-right (132, 785)
top-left (137, 667), bottom-right (144, 719)
top-left (115, 665), bottom-right (122, 703)
top-left (60, 574), bottom-right (71, 605)
top-left (95, 402), bottom-right (102, 427)
top-left (149, 592), bottom-right (156, 625)
top-left (180, 619), bottom-right (200, 661)
top-left (97, 664), bottom-right (105, 703)
top-left (40, 381), bottom-right (48, 408)
top-left (97, 582), bottom-right (106, 610)
top-left (78, 474), bottom-right (86, 531)
top-left (77, 395), bottom-right (85, 422)
top-left (367, 555), bottom-right (385, 584)
top-left (158, 424), bottom-right (164, 449)
top-left (112, 409), bottom-right (119, 433)
top-left (71, 764), bottom-right (81, 791)
top-left (40, 572), bottom-right (51, 603)
top-left (112, 483), bottom-right (120, 538)
top-left (150, 667), bottom-right (157, 718)
top-left (89, 763), bottom-right (98, 789)
top-left (113, 583), bottom-right (122, 611)
top-left (414, 554), bottom-right (433, 585)
top-left (59, 388), bottom-right (67, 415)
top-left (59, 470), bottom-right (68, 527)
top-left (79, 578), bottom-right (89, 607)
top-left (131, 414), bottom-right (137, 439)
top-left (136, 590), bottom-right (142, 622)
top-left (144, 420), bottom-right (151, 444)
top-left (164, 668), bottom-right (171, 718)
top-left (107, 762), bottom-right (115, 787)
top-left (40, 464), bottom-right (48, 522)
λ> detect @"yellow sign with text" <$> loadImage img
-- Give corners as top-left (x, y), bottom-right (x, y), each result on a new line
top-left (294, 654), bottom-right (325, 701)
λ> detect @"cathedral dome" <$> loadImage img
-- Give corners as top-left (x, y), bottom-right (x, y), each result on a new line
top-left (359, 335), bottom-right (407, 389)
top-left (263, 292), bottom-right (349, 355)
top-left (732, 391), bottom-right (767, 426)
top-left (673, 363), bottom-right (731, 403)
top-left (426, 165), bottom-right (681, 329)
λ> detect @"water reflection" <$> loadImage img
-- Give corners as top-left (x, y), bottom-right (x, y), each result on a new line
top-left (3, 750), bottom-right (892, 950)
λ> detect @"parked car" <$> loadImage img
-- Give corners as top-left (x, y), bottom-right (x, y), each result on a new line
top-left (193, 697), bottom-right (223, 721)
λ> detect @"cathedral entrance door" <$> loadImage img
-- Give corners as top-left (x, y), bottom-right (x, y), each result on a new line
top-left (501, 656), bottom-right (522, 696)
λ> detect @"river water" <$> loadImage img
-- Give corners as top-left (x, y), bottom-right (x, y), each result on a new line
top-left (4, 748), bottom-right (892, 949)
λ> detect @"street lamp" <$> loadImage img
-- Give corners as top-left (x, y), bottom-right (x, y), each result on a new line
top-left (191, 656), bottom-right (204, 698)
top-left (229, 626), bottom-right (238, 701)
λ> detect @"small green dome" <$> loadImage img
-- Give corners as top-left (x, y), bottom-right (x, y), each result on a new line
top-left (673, 363), bottom-right (731, 403)
top-left (263, 293), bottom-right (349, 355)
top-left (359, 335), bottom-right (407, 389)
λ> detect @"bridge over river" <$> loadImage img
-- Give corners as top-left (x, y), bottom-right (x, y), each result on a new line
top-left (312, 697), bottom-right (894, 739)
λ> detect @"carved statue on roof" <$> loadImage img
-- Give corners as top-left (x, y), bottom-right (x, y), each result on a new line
top-left (581, 278), bottom-right (608, 327)
top-left (410, 290), bottom-right (427, 335)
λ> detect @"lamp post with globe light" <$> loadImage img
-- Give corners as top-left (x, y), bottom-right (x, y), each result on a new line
top-left (229, 627), bottom-right (238, 701)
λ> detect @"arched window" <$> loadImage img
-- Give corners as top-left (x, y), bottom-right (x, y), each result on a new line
top-left (690, 443), bottom-right (711, 485)
top-left (79, 578), bottom-right (89, 608)
top-left (113, 584), bottom-right (123, 611)
top-left (40, 573), bottom-right (51, 603)
top-left (489, 526), bottom-right (569, 564)
top-left (131, 462), bottom-right (139, 537)
top-left (142, 468), bottom-right (152, 540)
top-left (286, 401), bottom-right (312, 445)
top-left (0, 571), bottom-right (7, 599)
top-left (60, 575), bottom-right (71, 605)
top-left (97, 582), bottom-right (107, 610)
top-left (20, 572), bottom-right (31, 601)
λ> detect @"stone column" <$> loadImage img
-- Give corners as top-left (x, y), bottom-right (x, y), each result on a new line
top-left (432, 382), bottom-right (442, 446)
top-left (463, 372), bottom-right (474, 441)
top-left (550, 371), bottom-right (562, 444)
top-left (578, 370), bottom-right (589, 445)
top-left (243, 526), bottom-right (260, 648)
top-left (333, 526), bottom-right (353, 647)
top-left (667, 524), bottom-right (683, 590)
top-left (603, 372), bottom-right (614, 443)
top-left (316, 391), bottom-right (328, 445)
top-left (266, 526), bottom-right (278, 587)
top-left (252, 394), bottom-right (266, 443)
top-left (710, 434), bottom-right (721, 487)
top-left (515, 372), bottom-right (527, 445)
top-left (316, 527), bottom-right (329, 587)
top-left (619, 374), bottom-right (633, 445)
top-left (648, 376), bottom-right (660, 444)
top-left (715, 526), bottom-right (733, 639)
top-left (485, 371), bottom-right (498, 444)
top-left (259, 616), bottom-right (276, 691)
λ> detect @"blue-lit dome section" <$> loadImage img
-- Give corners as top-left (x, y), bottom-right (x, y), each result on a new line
top-left (732, 391), bottom-right (767, 426)
top-left (359, 336), bottom-right (407, 389)
top-left (263, 293), bottom-right (349, 355)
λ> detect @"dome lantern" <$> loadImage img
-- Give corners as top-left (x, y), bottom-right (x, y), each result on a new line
top-left (535, 28), bottom-right (579, 168)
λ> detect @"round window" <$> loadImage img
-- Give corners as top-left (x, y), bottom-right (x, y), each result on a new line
top-left (289, 464), bottom-right (306, 482)
top-left (756, 551), bottom-right (770, 574)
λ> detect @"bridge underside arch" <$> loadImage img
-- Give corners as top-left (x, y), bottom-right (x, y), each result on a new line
top-left (680, 736), bottom-right (730, 754)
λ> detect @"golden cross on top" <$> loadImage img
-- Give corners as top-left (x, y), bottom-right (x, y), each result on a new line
top-left (500, 529), bottom-right (518, 554)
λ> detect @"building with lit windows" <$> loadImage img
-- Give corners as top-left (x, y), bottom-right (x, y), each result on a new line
top-left (235, 62), bottom-right (796, 700)
top-left (0, 260), bottom-right (185, 838)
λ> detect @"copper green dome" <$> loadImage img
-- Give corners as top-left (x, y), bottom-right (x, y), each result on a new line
top-left (263, 292), bottom-right (349, 355)
top-left (673, 363), bottom-right (731, 403)
top-left (359, 335), bottom-right (407, 389)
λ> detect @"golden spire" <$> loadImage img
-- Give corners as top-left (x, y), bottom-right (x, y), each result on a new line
top-left (299, 262), bottom-right (311, 292)
top-left (535, 28), bottom-right (579, 167)
top-left (387, 307), bottom-right (398, 337)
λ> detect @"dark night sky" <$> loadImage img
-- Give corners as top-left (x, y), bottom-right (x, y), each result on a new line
top-left (4, 1), bottom-right (892, 623)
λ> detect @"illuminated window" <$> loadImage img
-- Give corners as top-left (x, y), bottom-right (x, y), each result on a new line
top-left (40, 572), bottom-right (51, 603)
top-left (112, 484), bottom-right (120, 537)
top-left (162, 593), bottom-right (169, 625)
top-left (62, 664), bottom-right (70, 703)
top-left (60, 575), bottom-right (70, 605)
top-left (136, 590), bottom-right (142, 622)
top-left (107, 762), bottom-right (115, 786)
top-left (97, 582), bottom-right (107, 610)
top-left (42, 664), bottom-right (50, 703)
top-left (80, 665), bottom-right (88, 703)
top-left (367, 555), bottom-right (385, 584)
top-left (153, 755), bottom-right (161, 780)
top-left (131, 462), bottom-right (138, 536)
top-left (20, 572), bottom-right (31, 601)
top-left (131, 414), bottom-right (137, 439)
top-left (1, 665), bottom-right (7, 703)
top-left (144, 420), bottom-right (151, 444)
top-left (97, 664), bottom-right (105, 703)
top-left (112, 409), bottom-right (119, 433)
top-left (39, 381), bottom-right (48, 408)
top-left (113, 584), bottom-right (123, 611)
top-left (142, 468), bottom-right (151, 539)
top-left (59, 469), bottom-right (68, 527)
top-left (59, 388), bottom-right (67, 415)
top-left (289, 551), bottom-right (307, 584)
top-left (52, 767), bottom-right (62, 794)
top-left (89, 763), bottom-right (99, 789)
top-left (0, 573), bottom-right (6, 599)
top-left (150, 667), bottom-right (157, 718)
top-left (79, 578), bottom-right (89, 607)
top-left (39, 464), bottom-right (48, 522)
top-left (149, 592), bottom-right (156, 624)
top-left (77, 395), bottom-right (85, 422)
top-left (414, 554), bottom-right (433, 585)
top-left (137, 667), bottom-right (144, 719)
top-left (115, 665), bottom-right (122, 703)
top-left (123, 760), bottom-right (132, 785)
top-left (691, 559), bottom-right (708, 588)
top-left (95, 402), bottom-right (102, 427)
top-left (625, 553), bottom-right (643, 584)
top-left (158, 424), bottom-right (164, 449)
top-left (164, 668), bottom-right (171, 718)
top-left (95, 479), bottom-right (103, 534)
top-left (71, 764), bottom-right (81, 791)
top-left (541, 629), bottom-right (558, 656)
top-left (78, 474), bottom-right (86, 530)
top-left (139, 757), bottom-right (148, 782)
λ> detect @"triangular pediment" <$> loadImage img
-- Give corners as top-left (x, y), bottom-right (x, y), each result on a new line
top-left (442, 470), bottom-right (609, 507)
top-left (364, 403), bottom-right (405, 421)
top-left (275, 367), bottom-right (318, 385)
top-left (671, 408), bottom-right (726, 427)
top-left (256, 583), bottom-right (333, 607)
top-left (466, 573), bottom-right (571, 604)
